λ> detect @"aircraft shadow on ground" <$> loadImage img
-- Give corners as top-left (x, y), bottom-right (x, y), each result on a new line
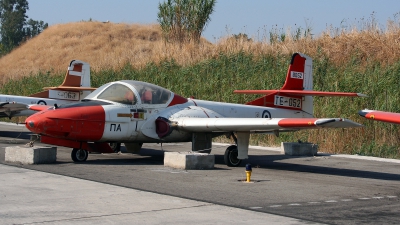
top-left (49, 148), bottom-right (400, 178)
top-left (67, 148), bottom-right (167, 166)
top-left (0, 131), bottom-right (31, 140)
top-left (52, 147), bottom-right (228, 170)
top-left (243, 154), bottom-right (400, 181)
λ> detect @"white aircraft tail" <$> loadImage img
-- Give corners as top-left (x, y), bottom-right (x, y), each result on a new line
top-left (234, 53), bottom-right (365, 116)
top-left (29, 60), bottom-right (96, 100)
top-left (58, 60), bottom-right (92, 89)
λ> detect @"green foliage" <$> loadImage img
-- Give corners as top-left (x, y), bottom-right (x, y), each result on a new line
top-left (157, 0), bottom-right (216, 43)
top-left (24, 18), bottom-right (48, 39)
top-left (230, 33), bottom-right (252, 42)
top-left (0, 0), bottom-right (28, 53)
top-left (269, 23), bottom-right (313, 44)
top-left (0, 0), bottom-right (48, 55)
top-left (1, 52), bottom-right (400, 159)
top-left (0, 71), bottom-right (64, 96)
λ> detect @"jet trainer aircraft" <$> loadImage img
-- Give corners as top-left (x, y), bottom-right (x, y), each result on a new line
top-left (0, 60), bottom-right (96, 119)
top-left (25, 53), bottom-right (366, 166)
top-left (358, 109), bottom-right (400, 124)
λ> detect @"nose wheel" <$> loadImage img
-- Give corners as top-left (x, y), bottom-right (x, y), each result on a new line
top-left (224, 145), bottom-right (242, 167)
top-left (71, 148), bottom-right (88, 162)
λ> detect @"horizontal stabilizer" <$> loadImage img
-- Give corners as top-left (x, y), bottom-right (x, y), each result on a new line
top-left (173, 117), bottom-right (362, 133)
top-left (359, 109), bottom-right (400, 124)
top-left (42, 86), bottom-right (97, 91)
top-left (234, 90), bottom-right (367, 97)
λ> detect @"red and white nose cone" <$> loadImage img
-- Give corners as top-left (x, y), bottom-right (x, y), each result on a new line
top-left (25, 105), bottom-right (106, 141)
top-left (25, 112), bottom-right (45, 134)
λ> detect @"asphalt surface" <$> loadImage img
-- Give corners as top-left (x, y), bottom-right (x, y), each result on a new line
top-left (0, 122), bottom-right (399, 225)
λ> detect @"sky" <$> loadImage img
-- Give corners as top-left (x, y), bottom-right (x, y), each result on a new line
top-left (27, 0), bottom-right (400, 42)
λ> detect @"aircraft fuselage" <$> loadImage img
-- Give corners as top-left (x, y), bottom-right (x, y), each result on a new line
top-left (26, 98), bottom-right (310, 144)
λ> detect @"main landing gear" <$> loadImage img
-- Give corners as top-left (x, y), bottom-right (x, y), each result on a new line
top-left (223, 132), bottom-right (242, 167)
top-left (109, 142), bottom-right (121, 153)
top-left (224, 145), bottom-right (242, 167)
top-left (71, 148), bottom-right (88, 162)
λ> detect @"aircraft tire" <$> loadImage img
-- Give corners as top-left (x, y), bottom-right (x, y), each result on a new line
top-left (109, 142), bottom-right (121, 153)
top-left (71, 148), bottom-right (88, 162)
top-left (224, 145), bottom-right (242, 167)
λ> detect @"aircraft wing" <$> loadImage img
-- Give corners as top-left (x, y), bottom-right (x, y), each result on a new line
top-left (359, 109), bottom-right (400, 124)
top-left (0, 101), bottom-right (54, 117)
top-left (0, 102), bottom-right (28, 115)
top-left (0, 102), bottom-right (53, 117)
top-left (173, 117), bottom-right (362, 132)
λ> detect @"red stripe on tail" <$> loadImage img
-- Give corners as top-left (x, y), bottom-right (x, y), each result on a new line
top-left (281, 53), bottom-right (306, 90)
top-left (245, 53), bottom-right (307, 107)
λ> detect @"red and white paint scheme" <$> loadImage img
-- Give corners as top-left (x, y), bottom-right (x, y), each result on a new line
top-left (25, 53), bottom-right (366, 166)
top-left (359, 109), bottom-right (400, 124)
top-left (0, 60), bottom-right (96, 118)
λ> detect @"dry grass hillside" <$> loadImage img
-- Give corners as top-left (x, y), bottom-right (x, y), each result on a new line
top-left (0, 20), bottom-right (399, 85)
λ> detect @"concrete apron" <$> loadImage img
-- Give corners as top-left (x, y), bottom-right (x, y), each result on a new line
top-left (0, 164), bottom-right (318, 225)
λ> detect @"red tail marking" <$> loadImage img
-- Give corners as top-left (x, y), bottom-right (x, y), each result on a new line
top-left (281, 53), bottom-right (306, 90)
top-left (245, 53), bottom-right (306, 107)
top-left (61, 62), bottom-right (82, 87)
top-left (28, 60), bottom-right (95, 98)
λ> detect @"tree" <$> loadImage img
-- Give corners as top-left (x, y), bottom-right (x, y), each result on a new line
top-left (231, 33), bottom-right (252, 42)
top-left (157, 0), bottom-right (216, 43)
top-left (24, 18), bottom-right (48, 39)
top-left (0, 0), bottom-right (48, 54)
top-left (0, 0), bottom-right (28, 52)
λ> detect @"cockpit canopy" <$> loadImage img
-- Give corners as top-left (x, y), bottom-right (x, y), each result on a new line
top-left (84, 80), bottom-right (172, 105)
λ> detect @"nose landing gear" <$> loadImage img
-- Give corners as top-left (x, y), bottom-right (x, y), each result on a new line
top-left (71, 148), bottom-right (88, 162)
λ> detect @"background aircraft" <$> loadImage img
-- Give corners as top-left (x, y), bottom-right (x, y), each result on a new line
top-left (359, 109), bottom-right (400, 124)
top-left (25, 53), bottom-right (366, 166)
top-left (0, 60), bottom-right (96, 119)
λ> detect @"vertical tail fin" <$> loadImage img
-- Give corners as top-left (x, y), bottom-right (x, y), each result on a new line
top-left (235, 53), bottom-right (365, 116)
top-left (281, 53), bottom-right (312, 91)
top-left (281, 53), bottom-right (313, 115)
top-left (59, 60), bottom-right (91, 88)
top-left (243, 53), bottom-right (314, 116)
top-left (29, 60), bottom-right (96, 100)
